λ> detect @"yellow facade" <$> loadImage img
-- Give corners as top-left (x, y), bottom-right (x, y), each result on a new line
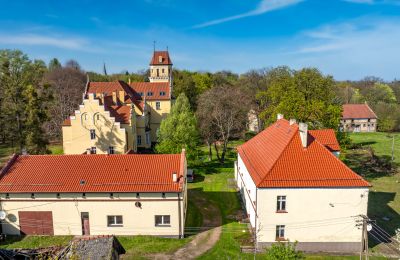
top-left (62, 93), bottom-right (135, 154)
top-left (149, 64), bottom-right (172, 83)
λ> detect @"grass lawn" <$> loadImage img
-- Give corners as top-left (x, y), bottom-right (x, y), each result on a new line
top-left (0, 143), bottom-right (63, 166)
top-left (0, 235), bottom-right (72, 249)
top-left (346, 132), bottom-right (400, 255)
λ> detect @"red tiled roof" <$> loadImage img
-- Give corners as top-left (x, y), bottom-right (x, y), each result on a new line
top-left (0, 153), bottom-right (186, 193)
top-left (62, 118), bottom-right (71, 126)
top-left (150, 51), bottom-right (172, 65)
top-left (129, 82), bottom-right (170, 100)
top-left (237, 119), bottom-right (369, 188)
top-left (309, 129), bottom-right (340, 152)
top-left (342, 104), bottom-right (377, 119)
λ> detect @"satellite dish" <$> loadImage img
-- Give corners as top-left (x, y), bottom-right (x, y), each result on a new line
top-left (0, 211), bottom-right (7, 220)
top-left (135, 201), bottom-right (142, 208)
top-left (367, 224), bottom-right (373, 232)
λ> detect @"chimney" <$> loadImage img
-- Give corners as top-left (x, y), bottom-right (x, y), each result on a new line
top-left (289, 119), bottom-right (297, 125)
top-left (172, 172), bottom-right (177, 183)
top-left (118, 90), bottom-right (125, 104)
top-left (100, 93), bottom-right (105, 105)
top-left (277, 113), bottom-right (284, 120)
top-left (299, 122), bottom-right (308, 148)
top-left (128, 78), bottom-right (131, 84)
top-left (112, 91), bottom-right (117, 105)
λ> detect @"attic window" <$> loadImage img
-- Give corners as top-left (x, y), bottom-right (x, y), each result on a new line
top-left (160, 91), bottom-right (166, 96)
top-left (158, 56), bottom-right (163, 63)
top-left (139, 92), bottom-right (144, 97)
top-left (147, 92), bottom-right (153, 96)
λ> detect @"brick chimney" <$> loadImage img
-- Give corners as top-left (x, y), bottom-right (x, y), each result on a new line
top-left (299, 122), bottom-right (308, 148)
top-left (277, 113), bottom-right (284, 120)
top-left (118, 90), bottom-right (125, 104)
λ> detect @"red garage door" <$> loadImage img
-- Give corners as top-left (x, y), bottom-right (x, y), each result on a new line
top-left (18, 211), bottom-right (54, 235)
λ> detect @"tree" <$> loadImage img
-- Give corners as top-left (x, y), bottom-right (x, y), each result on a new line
top-left (65, 59), bottom-right (81, 70)
top-left (172, 70), bottom-right (197, 108)
top-left (48, 58), bottom-right (61, 71)
top-left (44, 67), bottom-right (87, 139)
top-left (257, 67), bottom-right (342, 129)
top-left (363, 82), bottom-right (397, 105)
top-left (264, 241), bottom-right (304, 260)
top-left (24, 84), bottom-right (52, 154)
top-left (197, 85), bottom-right (249, 163)
top-left (0, 49), bottom-right (48, 152)
top-left (156, 93), bottom-right (199, 158)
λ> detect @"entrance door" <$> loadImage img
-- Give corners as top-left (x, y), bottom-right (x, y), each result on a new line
top-left (81, 212), bottom-right (90, 235)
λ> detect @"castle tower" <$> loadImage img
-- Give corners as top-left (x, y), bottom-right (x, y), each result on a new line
top-left (149, 50), bottom-right (173, 83)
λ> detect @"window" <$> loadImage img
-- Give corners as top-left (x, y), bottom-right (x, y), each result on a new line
top-left (147, 91), bottom-right (153, 96)
top-left (107, 215), bottom-right (123, 227)
top-left (108, 146), bottom-right (115, 154)
top-left (137, 135), bottom-right (142, 145)
top-left (160, 91), bottom-right (166, 96)
top-left (139, 92), bottom-right (144, 97)
top-left (146, 132), bottom-right (150, 145)
top-left (156, 101), bottom-right (161, 110)
top-left (155, 215), bottom-right (170, 226)
top-left (157, 69), bottom-right (159, 77)
top-left (90, 147), bottom-right (96, 154)
top-left (162, 68), bottom-right (165, 73)
top-left (363, 124), bottom-right (366, 127)
top-left (276, 225), bottom-right (285, 240)
top-left (277, 196), bottom-right (286, 212)
top-left (90, 129), bottom-right (96, 140)
top-left (96, 114), bottom-right (100, 121)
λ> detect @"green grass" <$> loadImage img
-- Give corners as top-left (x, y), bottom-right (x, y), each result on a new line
top-left (117, 235), bottom-right (190, 259)
top-left (0, 235), bottom-right (72, 249)
top-left (48, 144), bottom-right (63, 155)
top-left (185, 198), bottom-right (203, 232)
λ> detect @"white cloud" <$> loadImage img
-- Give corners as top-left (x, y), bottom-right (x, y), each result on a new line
top-left (0, 34), bottom-right (88, 50)
top-left (192, 0), bottom-right (303, 29)
top-left (343, 0), bottom-right (400, 4)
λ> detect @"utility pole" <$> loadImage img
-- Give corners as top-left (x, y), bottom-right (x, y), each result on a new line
top-left (358, 215), bottom-right (369, 260)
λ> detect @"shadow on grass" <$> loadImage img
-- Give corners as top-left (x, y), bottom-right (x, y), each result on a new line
top-left (368, 191), bottom-right (400, 247)
top-left (0, 235), bottom-right (25, 248)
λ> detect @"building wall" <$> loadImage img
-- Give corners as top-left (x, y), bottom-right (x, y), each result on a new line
top-left (235, 154), bottom-right (257, 227)
top-left (149, 65), bottom-right (171, 83)
top-left (340, 118), bottom-right (377, 132)
top-left (62, 94), bottom-right (130, 154)
top-left (147, 100), bottom-right (172, 142)
top-left (0, 192), bottom-right (185, 237)
top-left (256, 187), bottom-right (369, 252)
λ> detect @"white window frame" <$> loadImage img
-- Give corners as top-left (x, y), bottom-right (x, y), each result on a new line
top-left (108, 146), bottom-right (115, 154)
top-left (137, 135), bottom-right (142, 145)
top-left (277, 195), bottom-right (286, 212)
top-left (90, 129), bottom-right (96, 140)
top-left (276, 225), bottom-right (285, 239)
top-left (107, 215), bottom-right (123, 227)
top-left (156, 101), bottom-right (161, 110)
top-left (155, 215), bottom-right (170, 226)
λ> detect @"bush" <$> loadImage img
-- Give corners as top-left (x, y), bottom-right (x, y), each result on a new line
top-left (264, 241), bottom-right (304, 260)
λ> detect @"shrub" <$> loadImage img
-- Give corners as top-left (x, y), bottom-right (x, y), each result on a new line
top-left (264, 241), bottom-right (304, 260)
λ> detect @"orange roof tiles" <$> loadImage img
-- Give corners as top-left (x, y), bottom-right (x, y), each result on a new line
top-left (129, 82), bottom-right (170, 100)
top-left (150, 51), bottom-right (172, 65)
top-left (309, 129), bottom-right (340, 152)
top-left (0, 153), bottom-right (185, 193)
top-left (342, 104), bottom-right (377, 119)
top-left (62, 118), bottom-right (71, 126)
top-left (238, 119), bottom-right (369, 188)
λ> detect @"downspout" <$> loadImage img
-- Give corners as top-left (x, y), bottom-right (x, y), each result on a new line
top-left (177, 192), bottom-right (182, 238)
top-left (255, 188), bottom-right (258, 250)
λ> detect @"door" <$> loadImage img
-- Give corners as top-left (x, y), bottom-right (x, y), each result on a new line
top-left (81, 212), bottom-right (90, 235)
top-left (18, 211), bottom-right (54, 235)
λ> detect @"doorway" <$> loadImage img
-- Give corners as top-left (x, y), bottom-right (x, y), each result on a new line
top-left (81, 212), bottom-right (90, 235)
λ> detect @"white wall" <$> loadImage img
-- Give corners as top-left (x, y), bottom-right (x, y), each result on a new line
top-left (0, 192), bottom-right (185, 237)
top-left (236, 154), bottom-right (257, 227)
top-left (256, 187), bottom-right (369, 243)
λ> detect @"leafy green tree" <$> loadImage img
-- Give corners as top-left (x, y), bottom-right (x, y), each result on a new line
top-left (172, 70), bottom-right (197, 108)
top-left (257, 67), bottom-right (341, 129)
top-left (48, 58), bottom-right (61, 71)
top-left (363, 82), bottom-right (397, 105)
top-left (156, 93), bottom-right (199, 158)
top-left (264, 241), bottom-right (304, 260)
top-left (24, 85), bottom-right (52, 154)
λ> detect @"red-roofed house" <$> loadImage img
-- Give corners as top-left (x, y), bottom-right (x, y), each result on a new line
top-left (235, 115), bottom-right (369, 253)
top-left (340, 103), bottom-right (377, 132)
top-left (62, 50), bottom-right (173, 154)
top-left (0, 150), bottom-right (187, 237)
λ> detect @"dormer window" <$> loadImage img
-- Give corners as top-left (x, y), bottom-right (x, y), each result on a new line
top-left (139, 92), bottom-right (144, 97)
top-left (147, 92), bottom-right (153, 96)
top-left (158, 56), bottom-right (163, 63)
top-left (160, 91), bottom-right (166, 96)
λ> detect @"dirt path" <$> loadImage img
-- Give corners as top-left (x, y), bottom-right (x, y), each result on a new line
top-left (151, 189), bottom-right (222, 260)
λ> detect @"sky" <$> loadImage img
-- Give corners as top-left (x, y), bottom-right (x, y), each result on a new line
top-left (0, 0), bottom-right (399, 80)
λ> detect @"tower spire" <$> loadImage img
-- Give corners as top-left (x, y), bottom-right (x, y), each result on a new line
top-left (153, 41), bottom-right (156, 52)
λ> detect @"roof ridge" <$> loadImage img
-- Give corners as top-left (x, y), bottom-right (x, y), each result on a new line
top-left (257, 123), bottom-right (298, 186)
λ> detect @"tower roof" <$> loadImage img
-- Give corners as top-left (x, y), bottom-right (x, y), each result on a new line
top-left (150, 51), bottom-right (173, 65)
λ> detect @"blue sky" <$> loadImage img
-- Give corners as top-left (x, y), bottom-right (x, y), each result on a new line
top-left (0, 0), bottom-right (399, 80)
